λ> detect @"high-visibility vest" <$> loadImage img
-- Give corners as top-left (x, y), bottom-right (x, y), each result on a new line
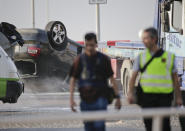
top-left (139, 50), bottom-right (175, 94)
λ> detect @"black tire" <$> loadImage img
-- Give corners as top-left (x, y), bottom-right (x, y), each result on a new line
top-left (1, 97), bottom-right (17, 103)
top-left (45, 21), bottom-right (68, 51)
top-left (123, 69), bottom-right (130, 96)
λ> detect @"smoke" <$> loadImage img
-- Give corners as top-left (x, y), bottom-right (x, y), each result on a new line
top-left (19, 49), bottom-right (76, 94)
top-left (24, 76), bottom-right (70, 93)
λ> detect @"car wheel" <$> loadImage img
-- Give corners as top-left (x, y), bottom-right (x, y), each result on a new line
top-left (123, 69), bottom-right (130, 97)
top-left (45, 21), bottom-right (68, 51)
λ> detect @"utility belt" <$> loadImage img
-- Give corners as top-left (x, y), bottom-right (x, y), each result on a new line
top-left (78, 85), bottom-right (105, 104)
top-left (135, 83), bottom-right (173, 106)
top-left (79, 85), bottom-right (116, 104)
top-left (140, 92), bottom-right (173, 107)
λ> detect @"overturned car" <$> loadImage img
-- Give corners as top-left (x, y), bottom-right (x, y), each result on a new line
top-left (14, 21), bottom-right (83, 79)
top-left (0, 21), bottom-right (83, 93)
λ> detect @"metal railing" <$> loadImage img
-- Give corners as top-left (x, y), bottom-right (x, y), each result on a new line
top-left (0, 107), bottom-right (185, 131)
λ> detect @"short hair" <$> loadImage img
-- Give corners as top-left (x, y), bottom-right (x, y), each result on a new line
top-left (144, 27), bottom-right (158, 43)
top-left (84, 33), bottom-right (97, 44)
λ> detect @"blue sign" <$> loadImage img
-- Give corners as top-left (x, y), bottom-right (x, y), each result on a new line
top-left (166, 28), bottom-right (185, 57)
top-left (175, 57), bottom-right (184, 75)
top-left (182, 80), bottom-right (185, 87)
top-left (181, 72), bottom-right (185, 90)
top-left (115, 42), bottom-right (145, 48)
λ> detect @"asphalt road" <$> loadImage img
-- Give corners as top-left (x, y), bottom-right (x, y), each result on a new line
top-left (0, 93), bottom-right (182, 131)
top-left (0, 127), bottom-right (182, 131)
top-left (0, 128), bottom-right (145, 131)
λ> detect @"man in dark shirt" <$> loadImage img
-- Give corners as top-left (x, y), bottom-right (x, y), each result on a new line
top-left (69, 33), bottom-right (121, 131)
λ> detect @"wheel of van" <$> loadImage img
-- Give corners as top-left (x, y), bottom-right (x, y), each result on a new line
top-left (123, 69), bottom-right (130, 97)
top-left (45, 21), bottom-right (68, 51)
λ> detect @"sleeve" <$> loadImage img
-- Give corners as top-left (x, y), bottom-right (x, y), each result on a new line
top-left (69, 56), bottom-right (81, 79)
top-left (132, 55), bottom-right (140, 72)
top-left (104, 56), bottom-right (114, 78)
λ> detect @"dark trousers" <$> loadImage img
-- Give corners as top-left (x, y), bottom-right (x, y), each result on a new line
top-left (179, 91), bottom-right (185, 131)
top-left (141, 93), bottom-right (172, 131)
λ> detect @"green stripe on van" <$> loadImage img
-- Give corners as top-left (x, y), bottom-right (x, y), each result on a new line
top-left (0, 78), bottom-right (19, 81)
top-left (0, 78), bottom-right (19, 98)
top-left (0, 80), bottom-right (7, 97)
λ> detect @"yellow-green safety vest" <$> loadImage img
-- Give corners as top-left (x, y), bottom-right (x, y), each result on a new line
top-left (139, 49), bottom-right (175, 94)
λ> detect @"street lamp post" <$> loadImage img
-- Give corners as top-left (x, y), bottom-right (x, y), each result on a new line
top-left (46, 0), bottom-right (50, 22)
top-left (89, 0), bottom-right (107, 42)
top-left (96, 3), bottom-right (101, 41)
top-left (31, 0), bottom-right (35, 28)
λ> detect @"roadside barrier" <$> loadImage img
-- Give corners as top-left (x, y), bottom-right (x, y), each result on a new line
top-left (0, 107), bottom-right (185, 131)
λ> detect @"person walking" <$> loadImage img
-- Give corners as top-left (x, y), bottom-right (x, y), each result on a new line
top-left (179, 85), bottom-right (185, 131)
top-left (128, 27), bottom-right (182, 131)
top-left (69, 33), bottom-right (121, 131)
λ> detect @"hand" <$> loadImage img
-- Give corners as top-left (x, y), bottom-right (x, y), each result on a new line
top-left (176, 96), bottom-right (183, 106)
top-left (70, 99), bottom-right (77, 112)
top-left (115, 98), bottom-right (122, 110)
top-left (127, 92), bottom-right (134, 104)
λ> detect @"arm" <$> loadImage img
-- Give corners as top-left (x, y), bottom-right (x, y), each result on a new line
top-left (110, 76), bottom-right (119, 97)
top-left (70, 77), bottom-right (77, 112)
top-left (69, 56), bottom-right (80, 112)
top-left (172, 72), bottom-right (182, 106)
top-left (129, 71), bottom-right (138, 93)
top-left (128, 71), bottom-right (139, 104)
top-left (110, 76), bottom-right (122, 109)
top-left (128, 55), bottom-right (140, 104)
top-left (104, 55), bottom-right (121, 109)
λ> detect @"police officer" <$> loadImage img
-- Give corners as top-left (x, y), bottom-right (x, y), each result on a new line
top-left (69, 33), bottom-right (121, 131)
top-left (128, 27), bottom-right (183, 131)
